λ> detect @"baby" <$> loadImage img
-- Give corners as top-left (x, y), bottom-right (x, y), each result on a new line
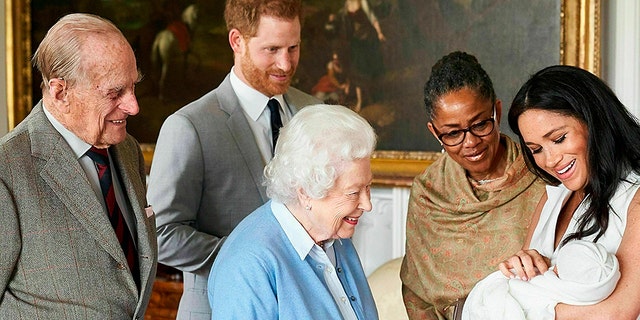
top-left (462, 240), bottom-right (620, 320)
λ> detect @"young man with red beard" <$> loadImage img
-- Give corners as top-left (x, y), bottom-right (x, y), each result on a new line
top-left (147, 0), bottom-right (320, 318)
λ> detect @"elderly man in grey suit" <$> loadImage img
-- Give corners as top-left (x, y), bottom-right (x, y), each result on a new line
top-left (146, 0), bottom-right (320, 318)
top-left (0, 13), bottom-right (157, 319)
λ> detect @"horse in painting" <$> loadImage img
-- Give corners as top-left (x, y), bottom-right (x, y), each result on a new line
top-left (151, 4), bottom-right (198, 100)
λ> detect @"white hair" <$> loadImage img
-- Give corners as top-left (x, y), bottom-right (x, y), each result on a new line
top-left (33, 13), bottom-right (125, 90)
top-left (264, 104), bottom-right (377, 204)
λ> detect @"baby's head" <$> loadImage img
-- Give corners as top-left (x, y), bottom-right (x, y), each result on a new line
top-left (555, 240), bottom-right (617, 284)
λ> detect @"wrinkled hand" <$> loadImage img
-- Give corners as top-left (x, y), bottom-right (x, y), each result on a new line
top-left (498, 249), bottom-right (550, 281)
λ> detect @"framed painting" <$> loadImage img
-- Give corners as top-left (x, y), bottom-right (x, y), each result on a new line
top-left (6, 0), bottom-right (600, 186)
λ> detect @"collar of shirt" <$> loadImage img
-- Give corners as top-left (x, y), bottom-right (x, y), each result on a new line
top-left (230, 66), bottom-right (285, 121)
top-left (271, 200), bottom-right (335, 261)
top-left (42, 103), bottom-right (92, 159)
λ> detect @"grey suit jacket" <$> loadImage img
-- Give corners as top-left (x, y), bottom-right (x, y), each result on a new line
top-left (0, 102), bottom-right (158, 319)
top-left (147, 74), bottom-right (320, 317)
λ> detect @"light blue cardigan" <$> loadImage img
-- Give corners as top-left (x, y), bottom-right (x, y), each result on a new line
top-left (208, 201), bottom-right (378, 319)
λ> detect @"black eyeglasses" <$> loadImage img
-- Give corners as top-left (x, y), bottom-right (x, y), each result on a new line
top-left (431, 106), bottom-right (496, 147)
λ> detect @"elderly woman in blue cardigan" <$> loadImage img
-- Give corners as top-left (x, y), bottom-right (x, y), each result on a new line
top-left (207, 104), bottom-right (379, 320)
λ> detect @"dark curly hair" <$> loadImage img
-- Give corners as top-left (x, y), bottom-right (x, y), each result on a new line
top-left (508, 65), bottom-right (640, 245)
top-left (423, 51), bottom-right (496, 120)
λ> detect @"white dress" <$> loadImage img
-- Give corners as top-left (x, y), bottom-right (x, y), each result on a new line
top-left (529, 171), bottom-right (640, 319)
top-left (530, 171), bottom-right (640, 258)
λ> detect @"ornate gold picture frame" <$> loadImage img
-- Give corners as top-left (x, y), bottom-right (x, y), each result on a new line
top-left (5, 0), bottom-right (600, 186)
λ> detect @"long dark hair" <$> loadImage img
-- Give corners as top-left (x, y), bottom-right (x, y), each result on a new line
top-left (508, 65), bottom-right (640, 244)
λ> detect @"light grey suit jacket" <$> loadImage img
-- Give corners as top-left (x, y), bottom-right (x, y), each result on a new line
top-left (0, 102), bottom-right (158, 319)
top-left (147, 74), bottom-right (320, 318)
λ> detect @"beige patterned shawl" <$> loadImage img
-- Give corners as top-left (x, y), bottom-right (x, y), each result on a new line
top-left (400, 135), bottom-right (546, 320)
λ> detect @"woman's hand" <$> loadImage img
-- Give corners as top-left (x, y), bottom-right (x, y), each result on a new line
top-left (498, 249), bottom-right (550, 281)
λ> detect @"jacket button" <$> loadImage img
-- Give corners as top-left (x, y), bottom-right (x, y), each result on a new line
top-left (117, 263), bottom-right (126, 270)
top-left (350, 296), bottom-right (356, 301)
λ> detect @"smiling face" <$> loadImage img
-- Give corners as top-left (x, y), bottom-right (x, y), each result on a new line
top-left (231, 15), bottom-right (300, 97)
top-left (517, 109), bottom-right (590, 191)
top-left (428, 87), bottom-right (504, 181)
top-left (306, 158), bottom-right (373, 242)
top-left (64, 35), bottom-right (140, 148)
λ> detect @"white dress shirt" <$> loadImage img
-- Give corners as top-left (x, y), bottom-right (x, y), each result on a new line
top-left (229, 67), bottom-right (292, 163)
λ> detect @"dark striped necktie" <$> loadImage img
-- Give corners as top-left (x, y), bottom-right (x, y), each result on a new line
top-left (85, 146), bottom-right (139, 287)
top-left (267, 99), bottom-right (283, 153)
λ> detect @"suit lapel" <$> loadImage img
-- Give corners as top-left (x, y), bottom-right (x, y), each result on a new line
top-left (110, 142), bottom-right (156, 294)
top-left (282, 91), bottom-right (302, 115)
top-left (30, 104), bottom-right (127, 266)
top-left (218, 76), bottom-right (269, 202)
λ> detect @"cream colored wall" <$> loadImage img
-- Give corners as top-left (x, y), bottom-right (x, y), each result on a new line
top-left (604, 0), bottom-right (640, 115)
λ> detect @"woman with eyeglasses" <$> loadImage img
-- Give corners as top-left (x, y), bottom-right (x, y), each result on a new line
top-left (400, 51), bottom-right (546, 320)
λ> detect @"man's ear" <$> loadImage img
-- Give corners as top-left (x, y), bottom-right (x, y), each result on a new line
top-left (228, 29), bottom-right (245, 54)
top-left (48, 78), bottom-right (67, 101)
top-left (47, 78), bottom-right (70, 113)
